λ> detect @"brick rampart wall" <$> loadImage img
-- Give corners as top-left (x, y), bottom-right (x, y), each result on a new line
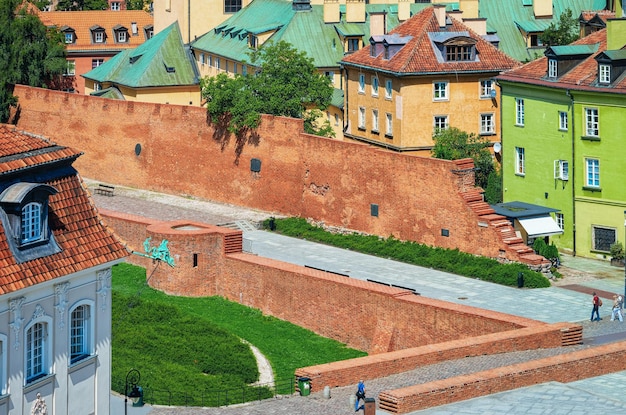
top-left (294, 322), bottom-right (581, 390)
top-left (378, 340), bottom-right (626, 413)
top-left (14, 85), bottom-right (517, 261)
top-left (100, 209), bottom-right (543, 354)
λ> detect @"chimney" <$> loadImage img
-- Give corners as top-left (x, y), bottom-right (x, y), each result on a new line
top-left (533, 0), bottom-right (553, 18)
top-left (433, 4), bottom-right (447, 29)
top-left (459, 0), bottom-right (479, 19)
top-left (607, 18), bottom-right (626, 50)
top-left (346, 0), bottom-right (366, 23)
top-left (398, 0), bottom-right (411, 22)
top-left (324, 0), bottom-right (340, 23)
top-left (131, 21), bottom-right (138, 35)
top-left (462, 18), bottom-right (487, 36)
top-left (370, 12), bottom-right (387, 37)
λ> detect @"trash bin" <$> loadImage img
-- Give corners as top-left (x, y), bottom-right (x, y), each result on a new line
top-left (517, 272), bottom-right (524, 288)
top-left (298, 377), bottom-right (311, 396)
top-left (364, 397), bottom-right (376, 415)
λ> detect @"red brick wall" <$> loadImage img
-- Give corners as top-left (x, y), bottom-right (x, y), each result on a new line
top-left (101, 210), bottom-right (543, 355)
top-left (378, 340), bottom-right (626, 413)
top-left (13, 85), bottom-right (514, 261)
top-left (294, 322), bottom-right (581, 390)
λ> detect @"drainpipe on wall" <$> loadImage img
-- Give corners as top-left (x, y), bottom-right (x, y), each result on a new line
top-left (188, 0), bottom-right (191, 44)
top-left (566, 89), bottom-right (576, 256)
top-left (343, 66), bottom-right (349, 134)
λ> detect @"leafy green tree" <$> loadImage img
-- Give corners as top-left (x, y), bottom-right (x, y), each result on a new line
top-left (126, 0), bottom-right (150, 11)
top-left (431, 127), bottom-right (496, 193)
top-left (56, 0), bottom-right (108, 10)
top-left (540, 8), bottom-right (579, 46)
top-left (201, 41), bottom-right (333, 137)
top-left (0, 0), bottom-right (66, 122)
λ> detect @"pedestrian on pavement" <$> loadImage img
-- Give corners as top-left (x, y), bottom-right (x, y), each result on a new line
top-left (611, 295), bottom-right (623, 322)
top-left (591, 292), bottom-right (601, 321)
top-left (355, 379), bottom-right (366, 412)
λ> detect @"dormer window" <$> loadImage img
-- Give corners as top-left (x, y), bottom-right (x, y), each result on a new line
top-left (0, 183), bottom-right (61, 262)
top-left (430, 33), bottom-right (477, 63)
top-left (144, 25), bottom-right (154, 40)
top-left (347, 38), bottom-right (360, 53)
top-left (249, 34), bottom-right (258, 49)
top-left (111, 1), bottom-right (121, 10)
top-left (113, 25), bottom-right (129, 43)
top-left (446, 44), bottom-right (473, 61)
top-left (548, 59), bottom-right (557, 78)
top-left (599, 64), bottom-right (611, 84)
top-left (91, 26), bottom-right (106, 44)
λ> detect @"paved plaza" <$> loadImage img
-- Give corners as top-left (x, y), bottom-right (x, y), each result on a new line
top-left (93, 182), bottom-right (626, 415)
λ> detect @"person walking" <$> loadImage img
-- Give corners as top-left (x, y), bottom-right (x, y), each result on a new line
top-left (611, 295), bottom-right (623, 322)
top-left (355, 379), bottom-right (366, 412)
top-left (591, 292), bottom-right (601, 321)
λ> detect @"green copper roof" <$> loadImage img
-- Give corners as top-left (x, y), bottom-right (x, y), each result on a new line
top-left (83, 22), bottom-right (198, 87)
top-left (602, 49), bottom-right (626, 60)
top-left (478, 0), bottom-right (607, 62)
top-left (90, 87), bottom-right (125, 99)
top-left (190, 0), bottom-right (454, 69)
top-left (549, 43), bottom-right (600, 56)
top-left (331, 88), bottom-right (343, 109)
top-left (514, 19), bottom-right (553, 33)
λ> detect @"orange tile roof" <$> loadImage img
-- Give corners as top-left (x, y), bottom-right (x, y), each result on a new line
top-left (0, 125), bottom-right (128, 295)
top-left (37, 10), bottom-right (153, 52)
top-left (497, 29), bottom-right (626, 93)
top-left (342, 7), bottom-right (520, 75)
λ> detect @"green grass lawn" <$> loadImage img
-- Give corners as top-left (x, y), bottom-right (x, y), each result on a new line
top-left (111, 263), bottom-right (366, 406)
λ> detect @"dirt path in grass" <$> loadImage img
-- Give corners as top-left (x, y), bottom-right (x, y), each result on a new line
top-left (244, 340), bottom-right (274, 387)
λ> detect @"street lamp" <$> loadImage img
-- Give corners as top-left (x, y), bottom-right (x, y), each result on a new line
top-left (125, 369), bottom-right (141, 415)
top-left (623, 210), bottom-right (626, 307)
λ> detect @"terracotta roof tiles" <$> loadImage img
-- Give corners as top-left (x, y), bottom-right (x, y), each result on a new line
top-left (0, 125), bottom-right (128, 295)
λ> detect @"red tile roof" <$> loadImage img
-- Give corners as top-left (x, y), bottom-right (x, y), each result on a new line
top-left (497, 29), bottom-right (626, 93)
top-left (36, 10), bottom-right (153, 52)
top-left (341, 7), bottom-right (520, 74)
top-left (0, 125), bottom-right (128, 295)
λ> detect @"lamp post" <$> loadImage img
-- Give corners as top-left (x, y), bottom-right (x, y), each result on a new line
top-left (125, 369), bottom-right (141, 415)
top-left (623, 210), bottom-right (626, 308)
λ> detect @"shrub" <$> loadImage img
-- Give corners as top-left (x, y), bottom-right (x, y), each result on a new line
top-left (610, 242), bottom-right (625, 260)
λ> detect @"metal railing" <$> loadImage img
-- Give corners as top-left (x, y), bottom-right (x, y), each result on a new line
top-left (114, 377), bottom-right (296, 407)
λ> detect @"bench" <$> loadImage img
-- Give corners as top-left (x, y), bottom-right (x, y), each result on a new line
top-left (95, 184), bottom-right (115, 196)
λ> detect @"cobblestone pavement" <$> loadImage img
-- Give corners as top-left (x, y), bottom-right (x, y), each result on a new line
top-left (94, 181), bottom-right (626, 415)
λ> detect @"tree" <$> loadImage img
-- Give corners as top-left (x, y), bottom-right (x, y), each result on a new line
top-left (540, 8), bottom-right (579, 46)
top-left (431, 127), bottom-right (500, 202)
top-left (200, 41), bottom-right (333, 137)
top-left (0, 0), bottom-right (66, 122)
top-left (56, 0), bottom-right (108, 10)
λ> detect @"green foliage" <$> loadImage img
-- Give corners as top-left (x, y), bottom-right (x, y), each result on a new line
top-left (483, 169), bottom-right (502, 204)
top-left (126, 0), bottom-right (149, 10)
top-left (610, 241), bottom-right (625, 260)
top-left (0, 0), bottom-right (66, 122)
top-left (112, 263), bottom-right (365, 405)
top-left (533, 238), bottom-right (547, 255)
top-left (56, 0), bottom-right (108, 10)
top-left (539, 8), bottom-right (579, 46)
top-left (265, 218), bottom-right (551, 288)
top-left (201, 41), bottom-right (333, 137)
top-left (431, 127), bottom-right (495, 190)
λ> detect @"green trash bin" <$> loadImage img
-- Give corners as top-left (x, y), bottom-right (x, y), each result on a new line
top-left (298, 377), bottom-right (311, 396)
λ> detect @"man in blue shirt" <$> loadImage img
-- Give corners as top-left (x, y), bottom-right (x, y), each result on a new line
top-left (355, 379), bottom-right (366, 412)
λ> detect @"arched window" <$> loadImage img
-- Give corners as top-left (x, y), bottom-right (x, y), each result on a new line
top-left (26, 322), bottom-right (49, 383)
top-left (21, 202), bottom-right (42, 244)
top-left (70, 304), bottom-right (93, 364)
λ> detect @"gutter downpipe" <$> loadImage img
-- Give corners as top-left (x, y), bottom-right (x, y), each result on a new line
top-left (343, 65), bottom-right (349, 135)
top-left (188, 0), bottom-right (191, 44)
top-left (566, 89), bottom-right (576, 256)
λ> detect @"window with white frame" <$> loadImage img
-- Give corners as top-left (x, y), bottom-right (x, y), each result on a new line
top-left (592, 225), bottom-right (615, 252)
top-left (94, 31), bottom-right (104, 43)
top-left (585, 158), bottom-right (600, 187)
top-left (479, 79), bottom-right (493, 98)
top-left (515, 147), bottom-right (525, 175)
top-left (21, 202), bottom-right (42, 244)
top-left (64, 32), bottom-right (74, 44)
top-left (0, 335), bottom-right (5, 395)
top-left (372, 109), bottom-right (379, 132)
top-left (599, 64), bottom-right (611, 83)
top-left (92, 59), bottom-right (104, 69)
top-left (385, 113), bottom-right (392, 136)
top-left (208, 55), bottom-right (213, 67)
top-left (515, 98), bottom-right (524, 126)
top-left (371, 76), bottom-right (379, 97)
top-left (434, 115), bottom-right (448, 131)
top-left (199, 53), bottom-right (205, 65)
top-left (585, 107), bottom-right (599, 137)
top-left (64, 60), bottom-right (75, 76)
top-left (70, 304), bottom-right (92, 364)
top-left (385, 79), bottom-right (392, 99)
top-left (480, 113), bottom-right (495, 134)
top-left (554, 160), bottom-right (569, 180)
top-left (358, 74), bottom-right (365, 93)
top-left (325, 71), bottom-right (334, 84)
top-left (215, 57), bottom-right (221, 69)
top-left (548, 59), bottom-right (557, 78)
top-left (111, 1), bottom-right (120, 10)
top-left (358, 107), bottom-right (365, 129)
top-left (556, 213), bottom-right (564, 231)
top-left (433, 81), bottom-right (448, 101)
top-left (26, 321), bottom-right (49, 383)
top-left (559, 111), bottom-right (568, 131)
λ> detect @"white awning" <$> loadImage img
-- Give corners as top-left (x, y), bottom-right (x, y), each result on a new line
top-left (518, 216), bottom-right (563, 238)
